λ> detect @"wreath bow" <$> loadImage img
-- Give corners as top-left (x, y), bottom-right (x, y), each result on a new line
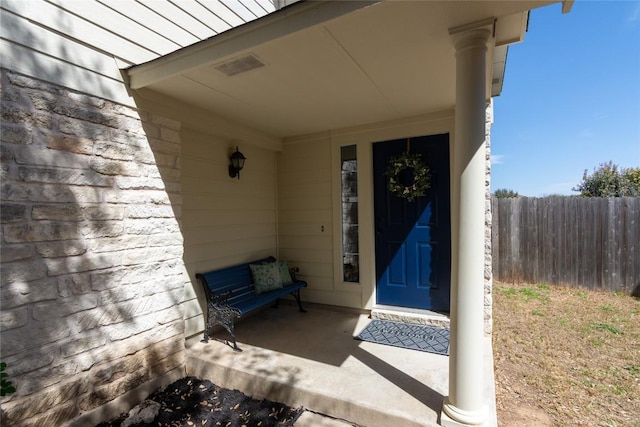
top-left (385, 152), bottom-right (431, 202)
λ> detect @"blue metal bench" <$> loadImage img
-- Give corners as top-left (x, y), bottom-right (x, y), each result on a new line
top-left (196, 256), bottom-right (307, 351)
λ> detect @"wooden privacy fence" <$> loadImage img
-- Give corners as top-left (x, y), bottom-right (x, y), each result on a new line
top-left (491, 197), bottom-right (640, 294)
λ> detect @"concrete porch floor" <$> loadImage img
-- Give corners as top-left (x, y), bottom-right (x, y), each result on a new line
top-left (186, 302), bottom-right (497, 427)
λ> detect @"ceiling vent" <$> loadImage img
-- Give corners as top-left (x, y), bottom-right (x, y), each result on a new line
top-left (212, 54), bottom-right (265, 77)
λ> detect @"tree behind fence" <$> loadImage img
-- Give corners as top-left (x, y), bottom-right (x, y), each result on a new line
top-left (491, 197), bottom-right (640, 294)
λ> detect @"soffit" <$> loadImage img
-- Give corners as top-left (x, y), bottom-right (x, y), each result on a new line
top-left (128, 0), bottom-right (558, 138)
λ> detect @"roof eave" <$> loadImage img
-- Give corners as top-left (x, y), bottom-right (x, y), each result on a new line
top-left (126, 0), bottom-right (379, 90)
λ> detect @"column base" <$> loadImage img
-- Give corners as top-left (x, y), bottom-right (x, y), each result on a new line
top-left (441, 398), bottom-right (489, 427)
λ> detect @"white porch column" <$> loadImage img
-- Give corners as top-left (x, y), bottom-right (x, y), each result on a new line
top-left (442, 22), bottom-right (493, 427)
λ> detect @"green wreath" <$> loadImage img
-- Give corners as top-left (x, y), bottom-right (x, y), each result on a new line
top-left (385, 152), bottom-right (431, 202)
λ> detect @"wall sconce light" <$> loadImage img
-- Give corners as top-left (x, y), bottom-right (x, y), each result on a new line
top-left (228, 146), bottom-right (247, 179)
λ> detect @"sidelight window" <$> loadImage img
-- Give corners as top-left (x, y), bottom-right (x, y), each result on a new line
top-left (340, 145), bottom-right (359, 283)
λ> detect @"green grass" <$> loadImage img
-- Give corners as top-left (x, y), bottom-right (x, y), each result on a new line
top-left (520, 287), bottom-right (545, 299)
top-left (589, 322), bottom-right (623, 335)
top-left (520, 287), bottom-right (541, 298)
top-left (600, 304), bottom-right (619, 313)
top-left (500, 287), bottom-right (517, 297)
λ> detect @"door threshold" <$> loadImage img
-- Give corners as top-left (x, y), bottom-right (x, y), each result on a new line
top-left (371, 305), bottom-right (450, 328)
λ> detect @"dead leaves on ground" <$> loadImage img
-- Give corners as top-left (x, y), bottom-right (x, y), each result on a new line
top-left (97, 377), bottom-right (303, 427)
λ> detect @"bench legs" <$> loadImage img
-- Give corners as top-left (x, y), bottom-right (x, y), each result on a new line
top-left (202, 302), bottom-right (243, 352)
top-left (202, 291), bottom-right (306, 352)
top-left (270, 291), bottom-right (307, 313)
top-left (292, 289), bottom-right (307, 313)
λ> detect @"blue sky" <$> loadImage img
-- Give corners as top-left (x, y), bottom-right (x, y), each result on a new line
top-left (491, 0), bottom-right (640, 196)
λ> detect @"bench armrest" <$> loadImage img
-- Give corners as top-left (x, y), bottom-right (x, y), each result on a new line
top-left (289, 266), bottom-right (300, 282)
top-left (208, 290), bottom-right (241, 318)
top-left (212, 290), bottom-right (232, 305)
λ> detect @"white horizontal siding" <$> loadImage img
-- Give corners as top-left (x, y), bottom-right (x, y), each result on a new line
top-left (288, 261), bottom-right (333, 279)
top-left (47, 0), bottom-right (183, 57)
top-left (237, 0), bottom-right (270, 17)
top-left (198, 0), bottom-right (245, 28)
top-left (185, 223), bottom-right (276, 246)
top-left (279, 235), bottom-right (332, 251)
top-left (278, 209), bottom-right (331, 224)
top-left (278, 195), bottom-right (332, 212)
top-left (187, 210), bottom-right (277, 228)
top-left (302, 289), bottom-right (362, 307)
top-left (223, 0), bottom-right (258, 22)
top-left (159, 0), bottom-right (232, 35)
top-left (2, 0), bottom-right (157, 63)
top-left (185, 238), bottom-right (276, 265)
top-left (279, 222), bottom-right (332, 236)
top-left (1, 12), bottom-right (124, 81)
top-left (277, 139), bottom-right (338, 304)
top-left (97, 0), bottom-right (203, 46)
top-left (278, 247), bottom-right (333, 264)
top-left (180, 127), bottom-right (278, 337)
top-left (136, 0), bottom-right (229, 39)
top-left (0, 39), bottom-right (132, 105)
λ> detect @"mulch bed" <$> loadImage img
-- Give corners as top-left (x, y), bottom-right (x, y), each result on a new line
top-left (96, 376), bottom-right (304, 427)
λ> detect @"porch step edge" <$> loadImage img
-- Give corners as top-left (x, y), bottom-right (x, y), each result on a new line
top-left (371, 306), bottom-right (450, 328)
top-left (185, 350), bottom-right (434, 427)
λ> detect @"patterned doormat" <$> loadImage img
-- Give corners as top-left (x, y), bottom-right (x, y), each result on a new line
top-left (355, 319), bottom-right (449, 356)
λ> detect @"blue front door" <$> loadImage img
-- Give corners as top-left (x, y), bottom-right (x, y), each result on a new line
top-left (373, 134), bottom-right (451, 311)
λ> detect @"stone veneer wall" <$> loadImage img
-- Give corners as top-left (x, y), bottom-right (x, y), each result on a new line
top-left (0, 69), bottom-right (187, 426)
top-left (484, 100), bottom-right (494, 336)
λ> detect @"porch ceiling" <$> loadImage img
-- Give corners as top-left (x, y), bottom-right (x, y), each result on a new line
top-left (127, 0), bottom-right (559, 139)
